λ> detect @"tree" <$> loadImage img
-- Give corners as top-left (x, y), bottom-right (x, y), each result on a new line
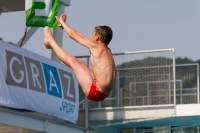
top-left (8, 42), bottom-right (15, 45)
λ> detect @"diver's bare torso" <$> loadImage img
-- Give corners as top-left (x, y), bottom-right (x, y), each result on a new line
top-left (90, 45), bottom-right (116, 95)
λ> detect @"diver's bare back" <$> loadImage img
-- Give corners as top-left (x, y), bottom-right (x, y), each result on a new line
top-left (90, 45), bottom-right (116, 94)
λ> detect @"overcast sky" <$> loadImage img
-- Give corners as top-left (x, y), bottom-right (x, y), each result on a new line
top-left (0, 0), bottom-right (200, 60)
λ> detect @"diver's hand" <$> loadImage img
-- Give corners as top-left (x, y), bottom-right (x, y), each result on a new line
top-left (55, 13), bottom-right (67, 29)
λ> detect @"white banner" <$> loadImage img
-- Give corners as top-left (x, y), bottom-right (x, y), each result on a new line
top-left (0, 41), bottom-right (79, 124)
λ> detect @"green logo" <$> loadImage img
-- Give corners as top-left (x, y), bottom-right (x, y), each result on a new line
top-left (25, 0), bottom-right (58, 28)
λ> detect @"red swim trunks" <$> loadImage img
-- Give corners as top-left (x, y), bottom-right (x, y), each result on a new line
top-left (87, 79), bottom-right (109, 102)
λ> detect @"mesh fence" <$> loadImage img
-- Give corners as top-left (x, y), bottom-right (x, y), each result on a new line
top-left (115, 50), bottom-right (175, 107)
top-left (175, 64), bottom-right (199, 104)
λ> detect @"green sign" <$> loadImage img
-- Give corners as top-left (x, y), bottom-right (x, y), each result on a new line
top-left (25, 0), bottom-right (58, 28)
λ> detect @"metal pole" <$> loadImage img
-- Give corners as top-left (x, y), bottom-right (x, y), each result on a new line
top-left (133, 128), bottom-right (136, 133)
top-left (134, 77), bottom-right (136, 106)
top-left (180, 127), bottom-right (183, 133)
top-left (169, 126), bottom-right (171, 133)
top-left (147, 83), bottom-right (150, 105)
top-left (173, 50), bottom-right (176, 116)
top-left (117, 70), bottom-right (120, 107)
top-left (168, 74), bottom-right (171, 104)
top-left (129, 82), bottom-right (132, 106)
top-left (51, 2), bottom-right (65, 62)
top-left (98, 101), bottom-right (101, 108)
top-left (16, 27), bottom-right (38, 47)
top-left (85, 57), bottom-right (89, 129)
top-left (180, 80), bottom-right (182, 104)
top-left (119, 87), bottom-right (123, 107)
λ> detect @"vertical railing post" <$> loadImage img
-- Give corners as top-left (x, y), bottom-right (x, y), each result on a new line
top-left (85, 57), bottom-right (89, 129)
top-left (169, 126), bottom-right (171, 133)
top-left (173, 49), bottom-right (176, 116)
top-left (117, 70), bottom-right (120, 107)
top-left (98, 102), bottom-right (101, 108)
top-left (147, 82), bottom-right (150, 105)
top-left (180, 80), bottom-right (182, 104)
top-left (119, 87), bottom-right (123, 107)
top-left (129, 82), bottom-right (132, 106)
top-left (168, 74), bottom-right (171, 104)
top-left (133, 77), bottom-right (136, 106)
top-left (180, 127), bottom-right (183, 133)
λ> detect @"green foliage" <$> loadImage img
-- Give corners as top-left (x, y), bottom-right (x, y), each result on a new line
top-left (8, 41), bottom-right (15, 45)
top-left (176, 57), bottom-right (195, 64)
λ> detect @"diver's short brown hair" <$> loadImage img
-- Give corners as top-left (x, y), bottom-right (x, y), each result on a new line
top-left (94, 26), bottom-right (113, 45)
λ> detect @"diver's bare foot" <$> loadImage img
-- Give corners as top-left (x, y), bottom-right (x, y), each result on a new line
top-left (44, 26), bottom-right (55, 48)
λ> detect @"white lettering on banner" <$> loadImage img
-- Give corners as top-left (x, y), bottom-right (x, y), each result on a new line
top-left (36, 17), bottom-right (46, 21)
top-left (49, 70), bottom-right (60, 94)
top-left (64, 74), bottom-right (74, 99)
top-left (5, 50), bottom-right (76, 101)
top-left (34, 0), bottom-right (53, 17)
top-left (30, 63), bottom-right (42, 88)
top-left (10, 57), bottom-right (24, 83)
top-left (30, 17), bottom-right (51, 22)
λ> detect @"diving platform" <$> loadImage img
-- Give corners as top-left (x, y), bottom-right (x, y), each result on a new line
top-left (87, 104), bottom-right (200, 132)
top-left (1, 104), bottom-right (200, 133)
